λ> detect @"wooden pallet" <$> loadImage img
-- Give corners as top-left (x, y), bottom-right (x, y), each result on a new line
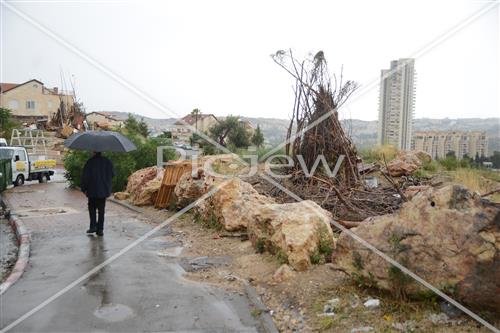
top-left (154, 161), bottom-right (192, 209)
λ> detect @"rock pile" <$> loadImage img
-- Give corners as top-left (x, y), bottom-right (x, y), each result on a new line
top-left (386, 150), bottom-right (432, 177)
top-left (175, 168), bottom-right (215, 208)
top-left (332, 184), bottom-right (500, 314)
top-left (186, 176), bottom-right (336, 271)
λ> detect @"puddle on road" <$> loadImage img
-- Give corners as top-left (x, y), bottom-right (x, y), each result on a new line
top-left (179, 256), bottom-right (231, 272)
top-left (93, 303), bottom-right (134, 322)
top-left (15, 206), bottom-right (79, 218)
top-left (157, 246), bottom-right (183, 258)
top-left (143, 236), bottom-right (180, 251)
top-left (12, 189), bottom-right (46, 194)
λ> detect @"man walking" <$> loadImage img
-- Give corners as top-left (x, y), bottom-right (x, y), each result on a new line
top-left (81, 152), bottom-right (115, 236)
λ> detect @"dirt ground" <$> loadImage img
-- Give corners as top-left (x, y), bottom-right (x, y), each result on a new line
top-left (138, 206), bottom-right (494, 333)
top-left (0, 217), bottom-right (18, 282)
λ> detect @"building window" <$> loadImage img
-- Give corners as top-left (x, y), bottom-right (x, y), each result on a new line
top-left (26, 100), bottom-right (36, 109)
top-left (8, 99), bottom-right (19, 110)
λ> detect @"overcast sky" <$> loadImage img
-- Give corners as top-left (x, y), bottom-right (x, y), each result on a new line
top-left (1, 0), bottom-right (498, 121)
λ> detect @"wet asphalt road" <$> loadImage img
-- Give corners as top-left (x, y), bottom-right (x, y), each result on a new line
top-left (0, 182), bottom-right (260, 332)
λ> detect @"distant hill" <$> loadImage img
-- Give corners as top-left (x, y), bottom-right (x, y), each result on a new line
top-left (95, 111), bottom-right (500, 154)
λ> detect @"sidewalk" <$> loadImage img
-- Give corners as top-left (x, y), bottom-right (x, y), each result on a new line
top-left (0, 182), bottom-right (261, 332)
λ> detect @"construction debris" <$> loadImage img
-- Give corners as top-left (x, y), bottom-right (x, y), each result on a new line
top-left (155, 161), bottom-right (192, 209)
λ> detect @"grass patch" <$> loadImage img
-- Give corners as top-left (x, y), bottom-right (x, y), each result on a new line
top-left (318, 316), bottom-right (334, 330)
top-left (275, 250), bottom-right (289, 265)
top-left (255, 238), bottom-right (266, 254)
top-left (250, 308), bottom-right (263, 318)
top-left (193, 209), bottom-right (223, 231)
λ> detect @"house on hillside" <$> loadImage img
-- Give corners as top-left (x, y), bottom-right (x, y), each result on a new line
top-left (239, 119), bottom-right (255, 135)
top-left (172, 113), bottom-right (218, 141)
top-left (86, 111), bottom-right (125, 130)
top-left (0, 79), bottom-right (75, 123)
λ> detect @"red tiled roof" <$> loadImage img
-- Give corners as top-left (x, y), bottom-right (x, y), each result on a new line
top-left (0, 83), bottom-right (19, 92)
top-left (0, 79), bottom-right (44, 93)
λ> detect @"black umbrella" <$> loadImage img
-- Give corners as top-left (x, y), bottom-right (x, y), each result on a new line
top-left (64, 131), bottom-right (137, 152)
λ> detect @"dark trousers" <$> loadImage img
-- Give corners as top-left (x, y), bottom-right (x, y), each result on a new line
top-left (88, 198), bottom-right (106, 231)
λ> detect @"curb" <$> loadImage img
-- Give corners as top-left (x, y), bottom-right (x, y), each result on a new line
top-left (107, 197), bottom-right (165, 224)
top-left (0, 196), bottom-right (31, 295)
top-left (244, 283), bottom-right (279, 333)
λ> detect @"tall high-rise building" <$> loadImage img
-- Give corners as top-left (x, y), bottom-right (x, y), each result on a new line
top-left (377, 58), bottom-right (416, 150)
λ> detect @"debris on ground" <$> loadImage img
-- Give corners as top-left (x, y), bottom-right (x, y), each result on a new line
top-left (363, 298), bottom-right (380, 309)
top-left (272, 264), bottom-right (295, 284)
top-left (350, 326), bottom-right (374, 333)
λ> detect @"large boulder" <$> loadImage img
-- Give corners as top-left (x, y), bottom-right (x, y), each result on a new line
top-left (126, 167), bottom-right (164, 206)
top-left (197, 178), bottom-right (274, 231)
top-left (133, 176), bottom-right (163, 206)
top-left (175, 168), bottom-right (215, 208)
top-left (332, 185), bottom-right (500, 314)
top-left (248, 200), bottom-right (335, 271)
top-left (127, 167), bottom-right (159, 197)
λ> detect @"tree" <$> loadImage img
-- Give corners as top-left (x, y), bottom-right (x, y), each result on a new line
top-left (157, 131), bottom-right (172, 139)
top-left (209, 115), bottom-right (240, 146)
top-left (251, 125), bottom-right (264, 148)
top-left (137, 118), bottom-right (150, 137)
top-left (0, 107), bottom-right (19, 140)
top-left (228, 124), bottom-right (250, 148)
top-left (124, 114), bottom-right (149, 137)
top-left (191, 108), bottom-right (201, 132)
top-left (490, 151), bottom-right (500, 169)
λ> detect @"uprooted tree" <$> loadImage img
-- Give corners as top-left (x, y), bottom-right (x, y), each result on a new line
top-left (271, 49), bottom-right (360, 187)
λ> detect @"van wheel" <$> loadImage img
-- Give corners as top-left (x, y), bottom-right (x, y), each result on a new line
top-left (39, 174), bottom-right (48, 183)
top-left (14, 175), bottom-right (24, 187)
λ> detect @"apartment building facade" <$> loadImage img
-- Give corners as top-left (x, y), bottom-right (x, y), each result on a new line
top-left (412, 131), bottom-right (488, 159)
top-left (0, 79), bottom-right (74, 122)
top-left (377, 59), bottom-right (416, 150)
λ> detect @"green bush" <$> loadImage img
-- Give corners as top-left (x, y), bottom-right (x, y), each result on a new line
top-left (63, 150), bottom-right (91, 188)
top-left (438, 156), bottom-right (459, 171)
top-left (422, 160), bottom-right (438, 172)
top-left (0, 107), bottom-right (19, 140)
top-left (63, 134), bottom-right (176, 192)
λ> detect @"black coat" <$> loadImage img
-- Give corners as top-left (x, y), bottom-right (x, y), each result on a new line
top-left (81, 155), bottom-right (115, 198)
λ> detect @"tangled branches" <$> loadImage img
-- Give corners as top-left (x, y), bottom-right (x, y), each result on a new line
top-left (262, 50), bottom-right (409, 222)
top-left (272, 50), bottom-right (359, 187)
